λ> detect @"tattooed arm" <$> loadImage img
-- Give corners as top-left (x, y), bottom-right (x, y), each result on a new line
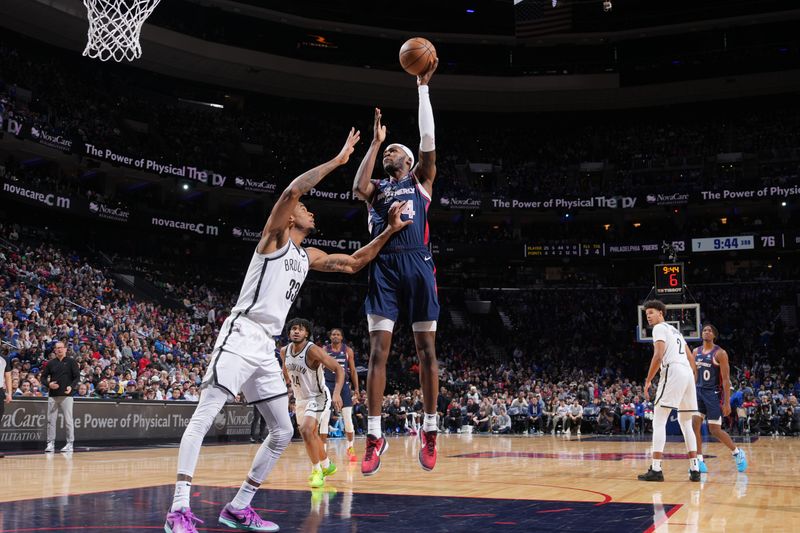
top-left (307, 201), bottom-right (412, 274)
top-left (258, 128), bottom-right (360, 254)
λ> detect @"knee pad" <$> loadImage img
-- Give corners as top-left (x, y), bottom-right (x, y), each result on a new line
top-left (342, 406), bottom-right (354, 434)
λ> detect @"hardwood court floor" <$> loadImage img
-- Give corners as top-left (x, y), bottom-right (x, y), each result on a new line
top-left (1, 433), bottom-right (798, 532)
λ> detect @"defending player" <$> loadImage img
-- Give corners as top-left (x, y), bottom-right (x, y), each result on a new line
top-left (319, 328), bottom-right (360, 461)
top-left (281, 318), bottom-right (344, 488)
top-left (164, 128), bottom-right (412, 533)
top-left (638, 300), bottom-right (702, 482)
top-left (692, 324), bottom-right (748, 473)
top-left (352, 59), bottom-right (440, 476)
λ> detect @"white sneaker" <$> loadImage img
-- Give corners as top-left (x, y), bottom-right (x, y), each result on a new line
top-left (60, 443), bottom-right (73, 453)
top-left (45, 442), bottom-right (55, 453)
top-left (577, 430), bottom-right (581, 435)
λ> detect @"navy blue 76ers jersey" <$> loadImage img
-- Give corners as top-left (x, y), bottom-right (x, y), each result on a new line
top-left (695, 345), bottom-right (722, 391)
top-left (323, 343), bottom-right (350, 383)
top-left (369, 171), bottom-right (432, 253)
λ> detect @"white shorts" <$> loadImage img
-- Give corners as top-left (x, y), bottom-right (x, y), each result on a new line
top-left (202, 313), bottom-right (287, 403)
top-left (296, 392), bottom-right (331, 425)
top-left (654, 363), bottom-right (698, 412)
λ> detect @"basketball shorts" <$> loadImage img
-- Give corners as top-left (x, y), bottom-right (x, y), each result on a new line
top-left (653, 363), bottom-right (697, 412)
top-left (365, 249), bottom-right (439, 324)
top-left (696, 388), bottom-right (723, 424)
top-left (201, 312), bottom-right (287, 404)
top-left (325, 380), bottom-right (353, 408)
top-left (296, 391), bottom-right (332, 425)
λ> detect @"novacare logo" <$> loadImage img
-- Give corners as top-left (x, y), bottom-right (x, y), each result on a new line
top-left (232, 227), bottom-right (261, 242)
top-left (2, 182), bottom-right (71, 209)
top-left (89, 202), bottom-right (130, 222)
top-left (151, 217), bottom-right (219, 236)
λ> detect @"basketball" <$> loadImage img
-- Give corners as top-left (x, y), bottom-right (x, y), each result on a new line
top-left (399, 37), bottom-right (436, 76)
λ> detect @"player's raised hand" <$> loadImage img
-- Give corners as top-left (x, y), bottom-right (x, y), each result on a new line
top-left (373, 108), bottom-right (386, 144)
top-left (417, 57), bottom-right (439, 87)
top-left (335, 127), bottom-right (361, 165)
top-left (388, 201), bottom-right (413, 233)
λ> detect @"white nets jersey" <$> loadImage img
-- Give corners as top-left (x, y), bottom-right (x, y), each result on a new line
top-left (285, 341), bottom-right (329, 403)
top-left (652, 322), bottom-right (690, 368)
top-left (231, 240), bottom-right (308, 336)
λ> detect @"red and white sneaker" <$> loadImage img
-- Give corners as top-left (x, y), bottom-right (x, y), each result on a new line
top-left (361, 434), bottom-right (388, 476)
top-left (418, 430), bottom-right (437, 471)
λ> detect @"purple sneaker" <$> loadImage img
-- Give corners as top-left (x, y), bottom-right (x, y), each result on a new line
top-left (164, 507), bottom-right (203, 533)
top-left (218, 503), bottom-right (279, 532)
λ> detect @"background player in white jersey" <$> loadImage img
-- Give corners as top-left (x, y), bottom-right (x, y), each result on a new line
top-left (638, 299), bottom-right (702, 482)
top-left (165, 128), bottom-right (412, 533)
top-left (281, 318), bottom-right (344, 488)
top-left (691, 324), bottom-right (747, 473)
top-left (319, 328), bottom-right (360, 461)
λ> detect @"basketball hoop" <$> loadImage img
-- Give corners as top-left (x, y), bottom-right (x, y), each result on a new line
top-left (82, 0), bottom-right (162, 62)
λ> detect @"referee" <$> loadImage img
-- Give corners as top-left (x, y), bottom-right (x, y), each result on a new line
top-left (41, 341), bottom-right (80, 453)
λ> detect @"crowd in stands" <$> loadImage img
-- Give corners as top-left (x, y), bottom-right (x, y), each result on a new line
top-left (3, 220), bottom-right (799, 438)
top-left (2, 33), bottom-right (800, 440)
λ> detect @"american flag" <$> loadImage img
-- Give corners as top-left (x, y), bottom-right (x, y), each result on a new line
top-left (514, 0), bottom-right (573, 40)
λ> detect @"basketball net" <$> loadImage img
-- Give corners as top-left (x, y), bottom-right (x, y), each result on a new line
top-left (83, 0), bottom-right (162, 62)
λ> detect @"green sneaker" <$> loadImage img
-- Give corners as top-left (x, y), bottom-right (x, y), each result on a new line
top-left (322, 462), bottom-right (337, 478)
top-left (308, 469), bottom-right (325, 488)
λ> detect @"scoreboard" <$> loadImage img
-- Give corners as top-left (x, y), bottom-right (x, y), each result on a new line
top-left (654, 263), bottom-right (684, 297)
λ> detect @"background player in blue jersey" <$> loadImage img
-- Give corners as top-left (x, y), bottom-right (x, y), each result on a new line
top-left (691, 324), bottom-right (748, 473)
top-left (352, 58), bottom-right (440, 476)
top-left (319, 328), bottom-right (360, 462)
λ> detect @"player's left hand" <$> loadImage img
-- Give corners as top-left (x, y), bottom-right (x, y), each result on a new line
top-left (388, 201), bottom-right (413, 232)
top-left (335, 127), bottom-right (361, 165)
top-left (722, 403), bottom-right (731, 417)
top-left (417, 58), bottom-right (439, 87)
top-left (644, 382), bottom-right (651, 401)
top-left (332, 394), bottom-right (343, 412)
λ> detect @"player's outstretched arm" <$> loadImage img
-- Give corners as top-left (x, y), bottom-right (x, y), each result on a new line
top-left (307, 200), bottom-right (412, 274)
top-left (352, 108), bottom-right (385, 202)
top-left (259, 128), bottom-right (360, 253)
top-left (309, 346), bottom-right (345, 411)
top-left (717, 349), bottom-right (732, 416)
top-left (415, 58), bottom-right (438, 192)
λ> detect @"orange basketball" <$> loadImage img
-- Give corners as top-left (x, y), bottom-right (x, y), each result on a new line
top-left (399, 37), bottom-right (436, 76)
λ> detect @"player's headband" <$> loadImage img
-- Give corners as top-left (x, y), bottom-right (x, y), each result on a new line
top-left (390, 143), bottom-right (415, 168)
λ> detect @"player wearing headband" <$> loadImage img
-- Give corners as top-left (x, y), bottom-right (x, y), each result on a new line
top-left (351, 58), bottom-right (441, 476)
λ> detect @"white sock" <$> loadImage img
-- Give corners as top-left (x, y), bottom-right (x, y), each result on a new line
top-left (651, 459), bottom-right (662, 472)
top-left (347, 440), bottom-right (354, 449)
top-left (368, 416), bottom-right (382, 438)
top-left (231, 481), bottom-right (258, 510)
top-left (312, 462), bottom-right (321, 472)
top-left (732, 447), bottom-right (740, 456)
top-left (321, 457), bottom-right (330, 469)
top-left (423, 413), bottom-right (437, 432)
top-left (689, 458), bottom-right (699, 471)
top-left (171, 481), bottom-right (191, 512)
top-left (697, 454), bottom-right (703, 462)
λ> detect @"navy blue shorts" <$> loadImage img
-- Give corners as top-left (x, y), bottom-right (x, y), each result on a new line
top-left (697, 388), bottom-right (723, 423)
top-left (364, 250), bottom-right (440, 324)
top-left (326, 380), bottom-right (353, 408)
